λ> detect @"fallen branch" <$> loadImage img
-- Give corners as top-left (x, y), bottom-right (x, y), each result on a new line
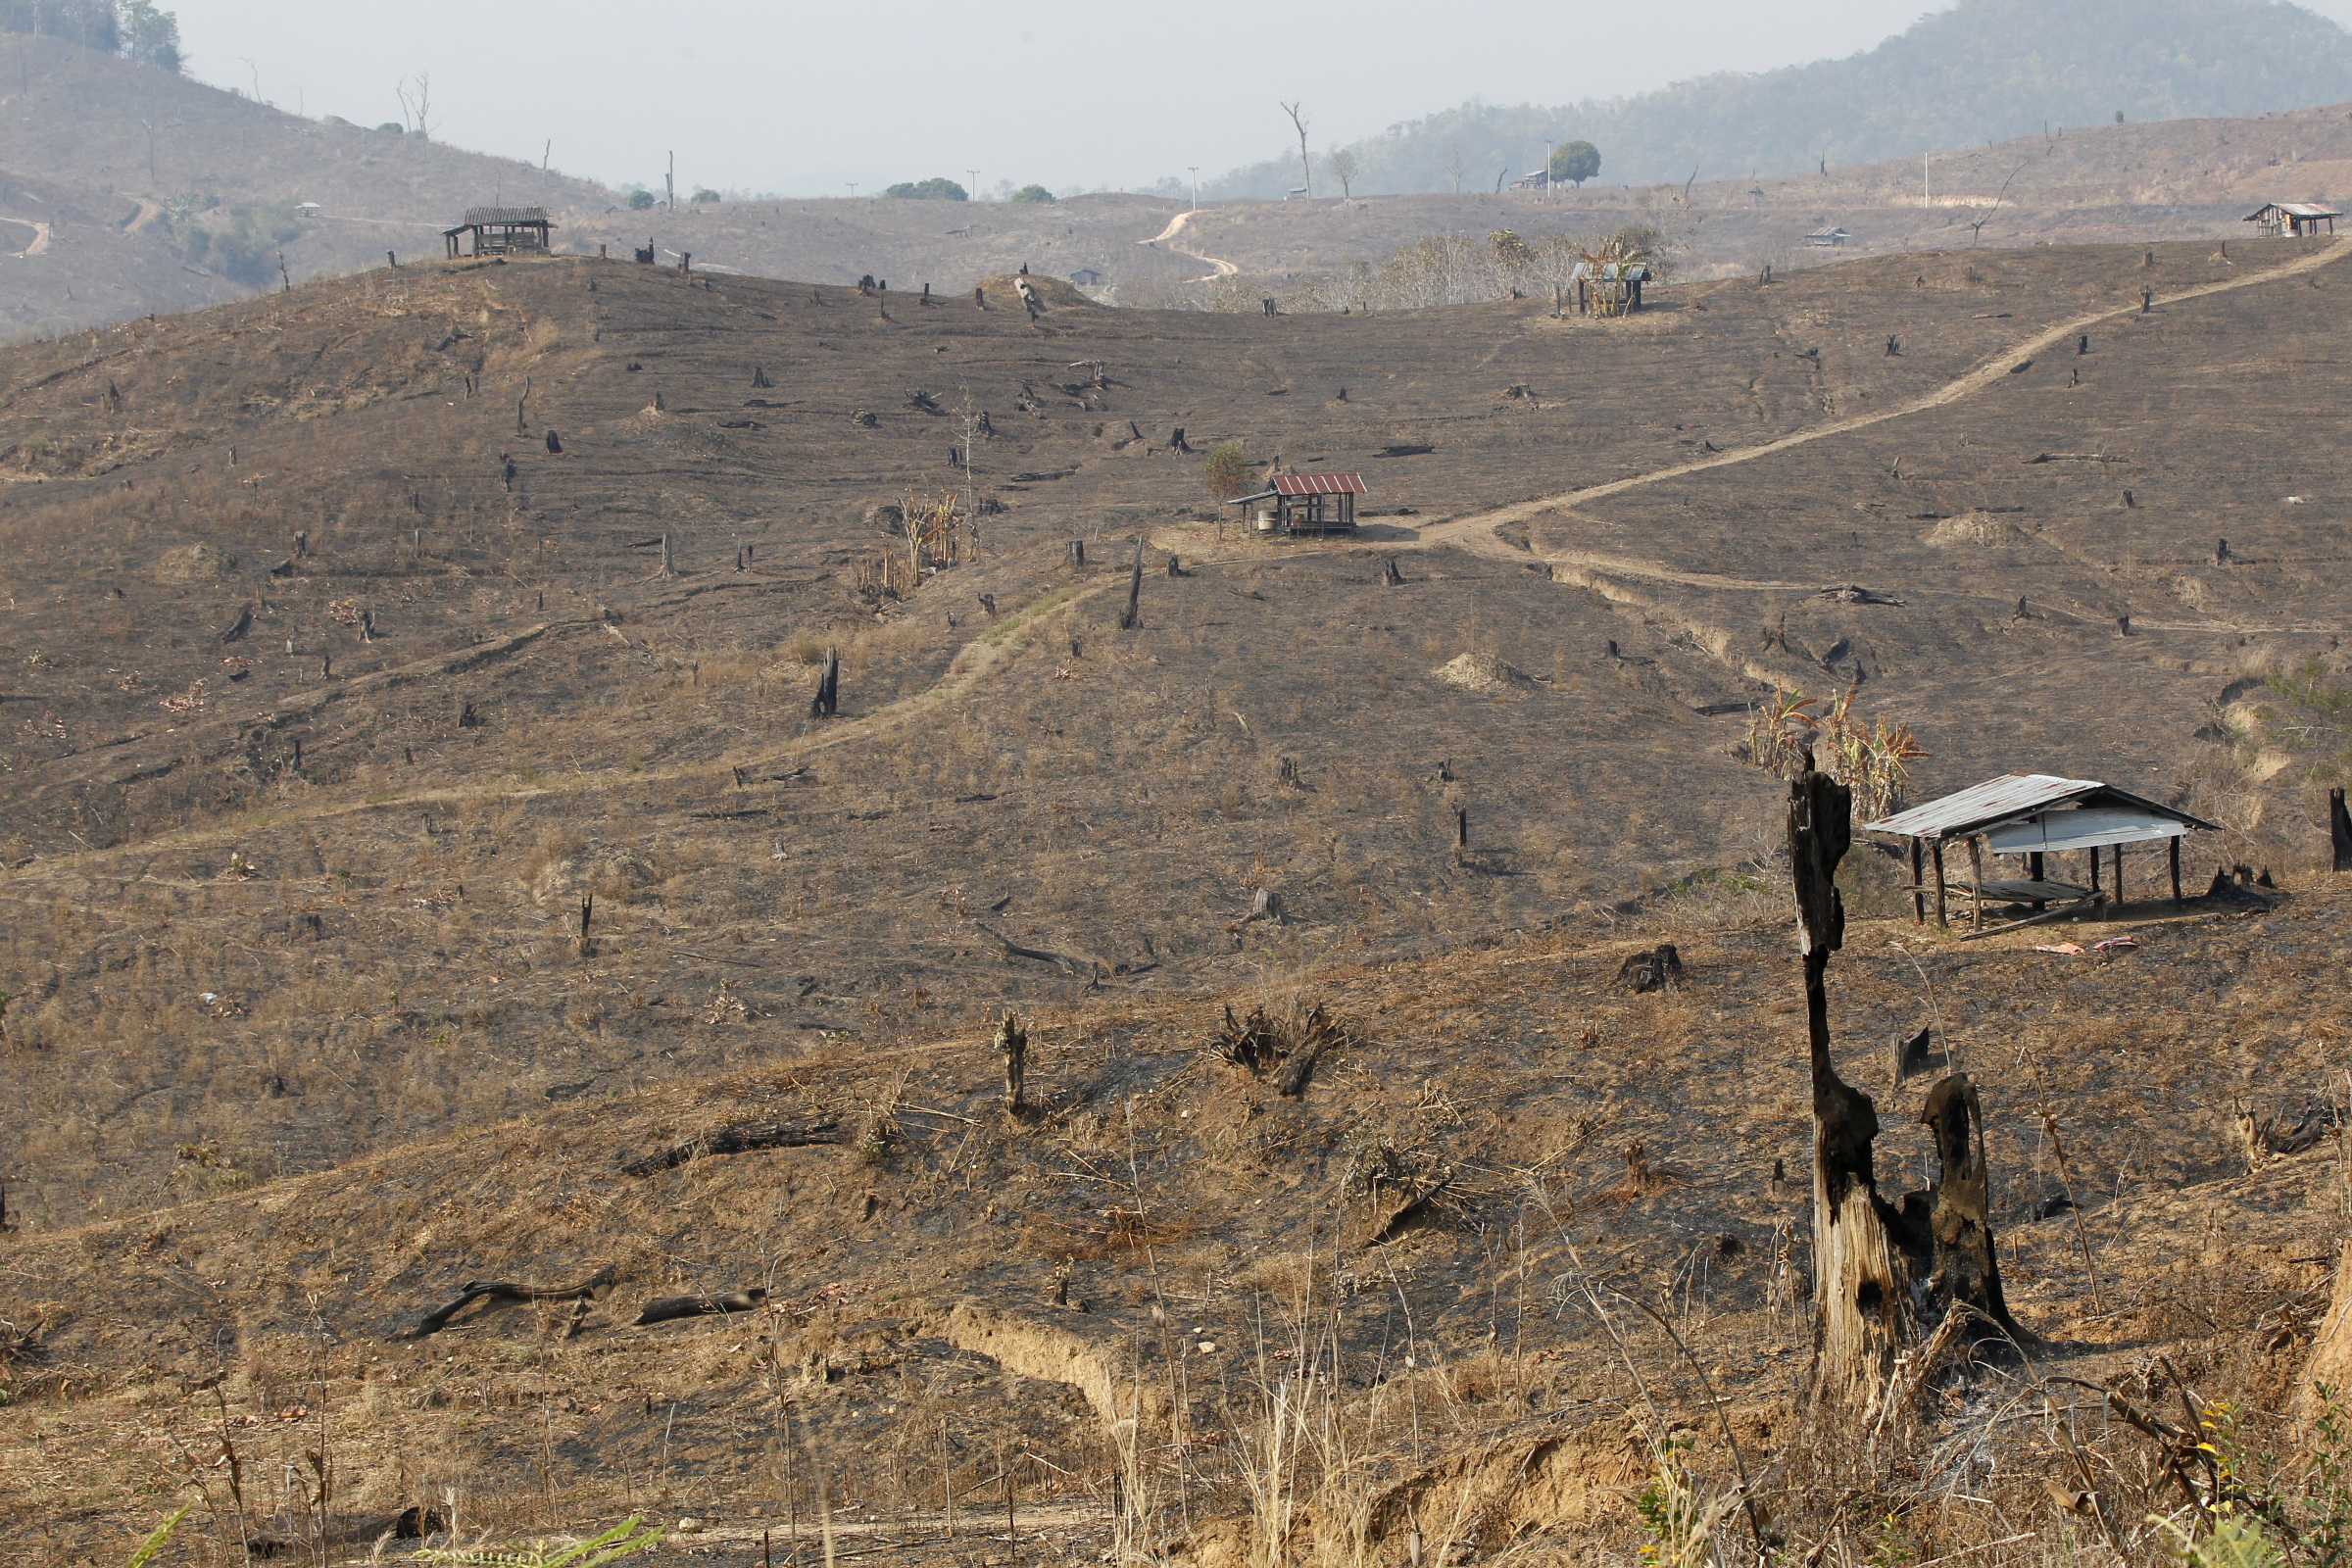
top-left (620, 1118), bottom-right (845, 1178)
top-left (975, 922), bottom-right (1098, 976)
top-left (405, 1266), bottom-right (615, 1338)
top-left (637, 1287), bottom-right (768, 1326)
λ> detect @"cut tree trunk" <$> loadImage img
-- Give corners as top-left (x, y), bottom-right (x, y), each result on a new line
top-left (1917, 1075), bottom-right (2024, 1339)
top-left (1790, 765), bottom-right (1912, 1414)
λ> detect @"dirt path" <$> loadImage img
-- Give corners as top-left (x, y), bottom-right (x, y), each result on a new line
top-left (1142, 208), bottom-right (1238, 282)
top-left (1412, 236), bottom-right (2352, 564)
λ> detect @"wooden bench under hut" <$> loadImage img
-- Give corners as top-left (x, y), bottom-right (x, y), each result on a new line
top-left (443, 207), bottom-right (555, 259)
top-left (1866, 772), bottom-right (2217, 939)
top-left (1225, 471), bottom-right (1366, 536)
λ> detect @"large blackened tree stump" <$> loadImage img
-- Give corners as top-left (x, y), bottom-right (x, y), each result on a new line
top-left (1917, 1075), bottom-right (2024, 1339)
top-left (1789, 765), bottom-right (1912, 1412)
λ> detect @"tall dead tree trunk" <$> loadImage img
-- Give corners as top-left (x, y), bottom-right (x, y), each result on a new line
top-left (1790, 764), bottom-right (1912, 1413)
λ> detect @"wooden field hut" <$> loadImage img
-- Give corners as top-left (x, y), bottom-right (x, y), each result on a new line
top-left (2244, 202), bottom-right (2341, 238)
top-left (1570, 260), bottom-right (1647, 314)
top-left (443, 206), bottom-right (555, 259)
top-left (1805, 226), bottom-right (1851, 247)
top-left (1225, 471), bottom-right (1366, 536)
top-left (1866, 772), bottom-right (2216, 936)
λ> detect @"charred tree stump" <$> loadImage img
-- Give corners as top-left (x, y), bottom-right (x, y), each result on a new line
top-left (1790, 764), bottom-right (1912, 1414)
top-left (577, 895), bottom-right (595, 957)
top-left (2332, 787), bottom-right (2352, 871)
top-left (996, 1011), bottom-right (1028, 1113)
top-left (1117, 537), bottom-right (1144, 629)
top-left (811, 645), bottom-right (840, 719)
top-left (1915, 1075), bottom-right (2024, 1340)
top-left (1382, 558), bottom-right (1404, 586)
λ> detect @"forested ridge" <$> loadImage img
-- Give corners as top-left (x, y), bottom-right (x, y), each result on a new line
top-left (1214, 0), bottom-right (2352, 196)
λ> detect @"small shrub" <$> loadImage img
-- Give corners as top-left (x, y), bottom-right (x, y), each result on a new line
top-left (1203, 441), bottom-right (1251, 502)
top-left (625, 189), bottom-right (655, 210)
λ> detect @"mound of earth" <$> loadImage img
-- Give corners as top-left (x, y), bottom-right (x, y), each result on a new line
top-left (1433, 651), bottom-right (1539, 695)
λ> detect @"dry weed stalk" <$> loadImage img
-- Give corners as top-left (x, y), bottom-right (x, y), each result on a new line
top-left (1744, 684), bottom-right (1928, 820)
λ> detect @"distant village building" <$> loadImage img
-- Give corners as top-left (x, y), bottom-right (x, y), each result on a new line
top-left (1068, 268), bottom-right (1103, 287)
top-left (295, 202), bottom-right (322, 220)
top-left (442, 206), bottom-right (555, 259)
top-left (1508, 170), bottom-right (1549, 192)
top-left (1225, 472), bottom-right (1366, 536)
top-left (1805, 226), bottom-right (1850, 247)
top-left (2244, 201), bottom-right (2340, 237)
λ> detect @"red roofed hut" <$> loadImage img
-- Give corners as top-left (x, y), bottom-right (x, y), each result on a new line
top-left (1225, 471), bottom-right (1366, 536)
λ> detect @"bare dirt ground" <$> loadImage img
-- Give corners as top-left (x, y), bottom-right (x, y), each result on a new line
top-left (5, 230), bottom-right (2352, 1564)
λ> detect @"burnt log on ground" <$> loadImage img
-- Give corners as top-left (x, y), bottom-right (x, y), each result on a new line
top-left (405, 1265), bottom-right (616, 1338)
top-left (636, 1288), bottom-right (767, 1326)
top-left (1790, 763), bottom-right (1913, 1413)
top-left (620, 1118), bottom-right (845, 1177)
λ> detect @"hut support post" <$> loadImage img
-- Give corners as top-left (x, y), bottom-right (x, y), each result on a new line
top-left (1910, 839), bottom-right (1925, 925)
top-left (1967, 836), bottom-right (1985, 931)
top-left (2028, 850), bottom-right (2045, 911)
top-left (1932, 840), bottom-right (1947, 928)
top-left (2113, 844), bottom-right (2125, 910)
top-left (2169, 835), bottom-right (2182, 906)
top-left (2087, 844), bottom-right (2100, 895)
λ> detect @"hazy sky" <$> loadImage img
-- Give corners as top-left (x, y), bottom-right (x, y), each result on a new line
top-left (179, 0), bottom-right (2352, 197)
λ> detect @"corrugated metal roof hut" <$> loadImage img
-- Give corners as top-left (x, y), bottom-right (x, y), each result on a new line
top-left (1866, 773), bottom-right (2216, 935)
top-left (1224, 472), bottom-right (1366, 536)
top-left (443, 206), bottom-right (555, 259)
top-left (2244, 202), bottom-right (2341, 238)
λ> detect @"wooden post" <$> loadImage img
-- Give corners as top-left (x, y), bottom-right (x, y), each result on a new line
top-left (1456, 808), bottom-right (1468, 850)
top-left (1118, 537), bottom-right (1143, 629)
top-left (1967, 835), bottom-right (1984, 931)
top-left (2027, 850), bottom-right (2045, 911)
top-left (2331, 787), bottom-right (2352, 871)
top-left (1931, 840), bottom-right (1947, 927)
top-left (1910, 839), bottom-right (1925, 924)
top-left (2113, 843), bottom-right (2125, 910)
top-left (2169, 834), bottom-right (2182, 906)
top-left (2087, 843), bottom-right (2100, 896)
top-left (1789, 764), bottom-right (1910, 1413)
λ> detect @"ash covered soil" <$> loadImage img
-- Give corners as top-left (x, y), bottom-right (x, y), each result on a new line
top-left (2, 233), bottom-right (2352, 1563)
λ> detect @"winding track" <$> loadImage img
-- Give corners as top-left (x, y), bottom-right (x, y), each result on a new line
top-left (1407, 236), bottom-right (2352, 570)
top-left (7, 238), bottom-right (2347, 873)
top-left (1141, 209), bottom-right (1239, 282)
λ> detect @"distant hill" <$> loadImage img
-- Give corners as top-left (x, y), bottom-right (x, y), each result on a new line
top-left (1213, 0), bottom-right (2352, 196)
top-left (0, 31), bottom-right (610, 339)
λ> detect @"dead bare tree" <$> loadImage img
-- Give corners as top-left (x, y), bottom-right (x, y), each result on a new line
top-left (1440, 138), bottom-right (1467, 194)
top-left (1789, 761), bottom-right (1911, 1413)
top-left (395, 71), bottom-right (435, 140)
top-left (1281, 101), bottom-right (1312, 198)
